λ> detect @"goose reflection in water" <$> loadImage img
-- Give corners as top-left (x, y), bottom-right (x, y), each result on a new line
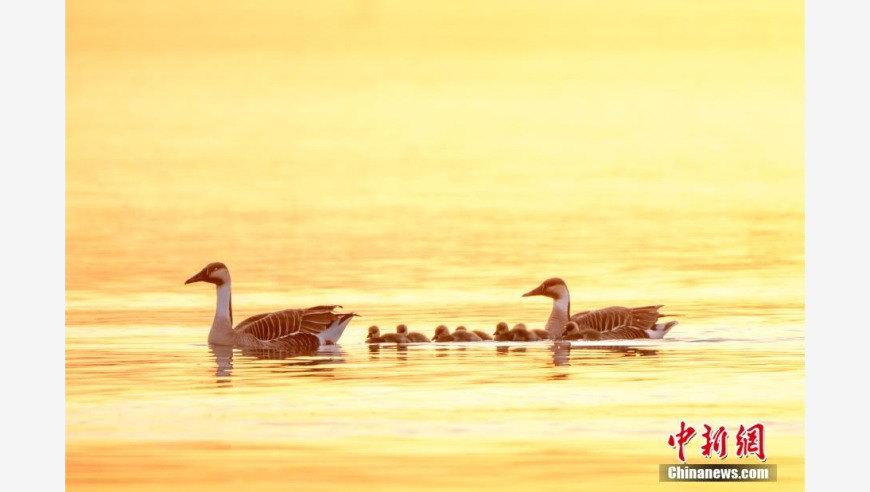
top-left (208, 344), bottom-right (347, 380)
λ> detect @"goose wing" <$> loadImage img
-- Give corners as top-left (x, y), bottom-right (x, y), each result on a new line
top-left (235, 305), bottom-right (347, 342)
top-left (571, 305), bottom-right (664, 332)
top-left (600, 326), bottom-right (650, 340)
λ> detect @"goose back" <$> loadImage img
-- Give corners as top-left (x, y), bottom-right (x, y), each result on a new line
top-left (571, 305), bottom-right (664, 332)
top-left (235, 305), bottom-right (347, 341)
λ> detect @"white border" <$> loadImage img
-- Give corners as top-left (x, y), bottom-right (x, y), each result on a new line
top-left (0, 1), bottom-right (65, 489)
top-left (806, 0), bottom-right (870, 488)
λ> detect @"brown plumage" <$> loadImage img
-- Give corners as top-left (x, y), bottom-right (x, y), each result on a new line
top-left (236, 305), bottom-right (349, 342)
top-left (231, 306), bottom-right (356, 350)
top-left (562, 321), bottom-right (650, 341)
top-left (570, 305), bottom-right (665, 333)
top-left (395, 324), bottom-right (431, 343)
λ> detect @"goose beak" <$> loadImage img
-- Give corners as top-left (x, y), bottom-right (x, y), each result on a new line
top-left (185, 268), bottom-right (208, 285)
top-left (522, 285), bottom-right (545, 297)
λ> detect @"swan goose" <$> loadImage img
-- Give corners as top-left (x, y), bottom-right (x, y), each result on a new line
top-left (185, 262), bottom-right (356, 350)
top-left (522, 277), bottom-right (677, 340)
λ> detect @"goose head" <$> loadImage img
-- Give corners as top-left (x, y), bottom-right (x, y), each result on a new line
top-left (367, 326), bottom-right (381, 338)
top-left (185, 262), bottom-right (231, 286)
top-left (396, 324), bottom-right (409, 335)
top-left (494, 322), bottom-right (509, 337)
top-left (522, 277), bottom-right (569, 301)
top-left (454, 326), bottom-right (467, 332)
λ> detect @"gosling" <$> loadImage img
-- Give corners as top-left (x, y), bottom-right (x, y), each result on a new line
top-left (366, 325), bottom-right (410, 344)
top-left (396, 324), bottom-right (431, 343)
top-left (454, 326), bottom-right (491, 341)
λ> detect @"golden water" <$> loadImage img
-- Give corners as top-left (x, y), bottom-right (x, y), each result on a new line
top-left (67, 1), bottom-right (803, 490)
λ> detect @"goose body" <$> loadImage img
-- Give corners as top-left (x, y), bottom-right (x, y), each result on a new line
top-left (185, 262), bottom-right (355, 350)
top-left (396, 324), bottom-right (431, 343)
top-left (562, 321), bottom-right (651, 341)
top-left (522, 277), bottom-right (677, 340)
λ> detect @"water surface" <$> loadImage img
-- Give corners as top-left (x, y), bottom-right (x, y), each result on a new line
top-left (67, 1), bottom-right (803, 490)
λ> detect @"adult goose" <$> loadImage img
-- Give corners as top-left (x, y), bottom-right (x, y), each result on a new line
top-left (522, 277), bottom-right (677, 340)
top-left (185, 262), bottom-right (356, 351)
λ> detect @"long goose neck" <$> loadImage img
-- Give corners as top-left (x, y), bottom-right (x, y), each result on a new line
top-left (209, 281), bottom-right (235, 345)
top-left (544, 288), bottom-right (571, 339)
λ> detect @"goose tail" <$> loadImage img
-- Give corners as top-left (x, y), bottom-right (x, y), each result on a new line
top-left (317, 313), bottom-right (357, 345)
top-left (645, 320), bottom-right (678, 339)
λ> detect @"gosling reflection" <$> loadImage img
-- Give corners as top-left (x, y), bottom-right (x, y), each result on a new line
top-left (419, 338), bottom-right (658, 368)
top-left (368, 342), bottom-right (409, 362)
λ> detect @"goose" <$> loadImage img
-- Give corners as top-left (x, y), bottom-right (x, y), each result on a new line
top-left (366, 326), bottom-right (410, 344)
top-left (395, 324), bottom-right (431, 343)
top-left (522, 277), bottom-right (677, 340)
top-left (562, 321), bottom-right (650, 341)
top-left (455, 326), bottom-right (492, 341)
top-left (185, 262), bottom-right (356, 350)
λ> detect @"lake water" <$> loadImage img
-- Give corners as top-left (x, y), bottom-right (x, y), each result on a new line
top-left (67, 1), bottom-right (803, 490)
